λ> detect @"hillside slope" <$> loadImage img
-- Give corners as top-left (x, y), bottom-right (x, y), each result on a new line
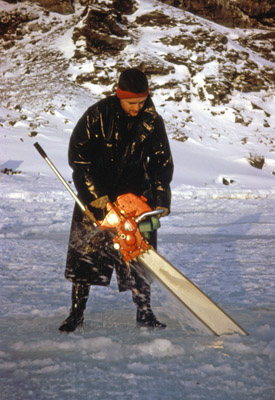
top-left (0, 0), bottom-right (274, 191)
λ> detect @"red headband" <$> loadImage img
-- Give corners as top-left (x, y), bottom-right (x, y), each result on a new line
top-left (116, 86), bottom-right (149, 99)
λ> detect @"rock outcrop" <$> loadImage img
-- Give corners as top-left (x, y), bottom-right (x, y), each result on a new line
top-left (35, 0), bottom-right (75, 15)
top-left (159, 0), bottom-right (275, 28)
top-left (2, 0), bottom-right (75, 15)
top-left (0, 9), bottom-right (39, 48)
top-left (1, 0), bottom-right (274, 174)
top-left (72, 5), bottom-right (130, 58)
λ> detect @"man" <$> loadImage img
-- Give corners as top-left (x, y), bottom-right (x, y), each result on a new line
top-left (59, 68), bottom-right (174, 333)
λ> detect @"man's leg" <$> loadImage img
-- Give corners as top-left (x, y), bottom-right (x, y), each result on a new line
top-left (131, 230), bottom-right (166, 328)
top-left (131, 273), bottom-right (166, 329)
top-left (59, 283), bottom-right (90, 332)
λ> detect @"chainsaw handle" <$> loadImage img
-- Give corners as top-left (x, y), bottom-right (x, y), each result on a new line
top-left (135, 209), bottom-right (164, 224)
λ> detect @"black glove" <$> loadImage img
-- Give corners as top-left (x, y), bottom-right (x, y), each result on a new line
top-left (155, 206), bottom-right (169, 218)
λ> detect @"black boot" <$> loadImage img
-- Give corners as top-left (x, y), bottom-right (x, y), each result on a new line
top-left (59, 283), bottom-right (90, 333)
top-left (132, 285), bottom-right (166, 329)
top-left (136, 307), bottom-right (166, 328)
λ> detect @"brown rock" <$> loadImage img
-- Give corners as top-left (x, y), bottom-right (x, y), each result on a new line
top-left (159, 0), bottom-right (275, 28)
top-left (72, 7), bottom-right (129, 56)
top-left (73, 7), bottom-right (129, 58)
top-left (247, 154), bottom-right (265, 169)
top-left (135, 11), bottom-right (177, 27)
top-left (113, 0), bottom-right (138, 15)
top-left (0, 9), bottom-right (39, 40)
top-left (2, 0), bottom-right (75, 14)
top-left (35, 0), bottom-right (75, 15)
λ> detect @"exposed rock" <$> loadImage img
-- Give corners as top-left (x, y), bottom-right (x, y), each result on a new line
top-left (247, 154), bottom-right (265, 169)
top-left (29, 131), bottom-right (38, 137)
top-left (237, 31), bottom-right (275, 63)
top-left (78, 0), bottom-right (138, 15)
top-left (1, 168), bottom-right (22, 175)
top-left (224, 66), bottom-right (268, 93)
top-left (113, 0), bottom-right (138, 15)
top-left (159, 28), bottom-right (228, 55)
top-left (204, 77), bottom-right (232, 105)
top-left (0, 4), bottom-right (71, 49)
top-left (2, 0), bottom-right (75, 15)
top-left (173, 132), bottom-right (189, 142)
top-left (150, 77), bottom-right (191, 102)
top-left (145, 8), bottom-right (274, 106)
top-left (159, 0), bottom-right (275, 28)
top-left (156, 3), bottom-right (275, 63)
top-left (72, 6), bottom-right (129, 56)
top-left (34, 0), bottom-right (75, 14)
top-left (135, 11), bottom-right (178, 27)
top-left (75, 70), bottom-right (113, 87)
top-left (234, 112), bottom-right (252, 126)
top-left (1, 0), bottom-right (274, 154)
top-left (236, 0), bottom-right (275, 24)
top-left (135, 60), bottom-right (175, 77)
top-left (223, 178), bottom-right (235, 185)
top-left (0, 9), bottom-right (39, 46)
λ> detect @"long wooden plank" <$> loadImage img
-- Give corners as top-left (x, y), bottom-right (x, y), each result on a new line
top-left (139, 249), bottom-right (248, 336)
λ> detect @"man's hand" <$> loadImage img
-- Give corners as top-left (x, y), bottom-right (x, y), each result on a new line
top-left (90, 195), bottom-right (110, 209)
top-left (156, 206), bottom-right (169, 218)
top-left (85, 195), bottom-right (110, 222)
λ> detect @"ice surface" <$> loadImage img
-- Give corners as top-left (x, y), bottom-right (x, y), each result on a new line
top-left (0, 0), bottom-right (275, 399)
top-left (1, 180), bottom-right (274, 400)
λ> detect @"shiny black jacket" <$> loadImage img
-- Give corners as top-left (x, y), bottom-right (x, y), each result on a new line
top-left (65, 95), bottom-right (173, 287)
top-left (68, 95), bottom-right (173, 208)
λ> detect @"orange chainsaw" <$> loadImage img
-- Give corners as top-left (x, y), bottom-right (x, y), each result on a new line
top-left (91, 192), bottom-right (161, 262)
top-left (34, 142), bottom-right (248, 336)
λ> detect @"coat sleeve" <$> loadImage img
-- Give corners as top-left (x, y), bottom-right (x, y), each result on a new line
top-left (68, 108), bottom-right (103, 204)
top-left (148, 116), bottom-right (174, 210)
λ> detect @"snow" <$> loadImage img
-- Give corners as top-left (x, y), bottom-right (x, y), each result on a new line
top-left (0, 0), bottom-right (275, 399)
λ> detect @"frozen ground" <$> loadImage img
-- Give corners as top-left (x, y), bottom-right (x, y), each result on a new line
top-left (1, 175), bottom-right (275, 400)
top-left (0, 0), bottom-right (275, 398)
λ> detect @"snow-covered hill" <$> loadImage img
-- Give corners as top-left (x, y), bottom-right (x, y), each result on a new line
top-left (0, 1), bottom-right (275, 400)
top-left (1, 0), bottom-right (275, 195)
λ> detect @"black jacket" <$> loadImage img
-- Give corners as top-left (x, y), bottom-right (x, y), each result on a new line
top-left (65, 95), bottom-right (173, 288)
top-left (68, 95), bottom-right (173, 208)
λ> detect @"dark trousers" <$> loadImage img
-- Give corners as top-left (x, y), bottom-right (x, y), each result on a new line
top-left (70, 230), bottom-right (157, 313)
